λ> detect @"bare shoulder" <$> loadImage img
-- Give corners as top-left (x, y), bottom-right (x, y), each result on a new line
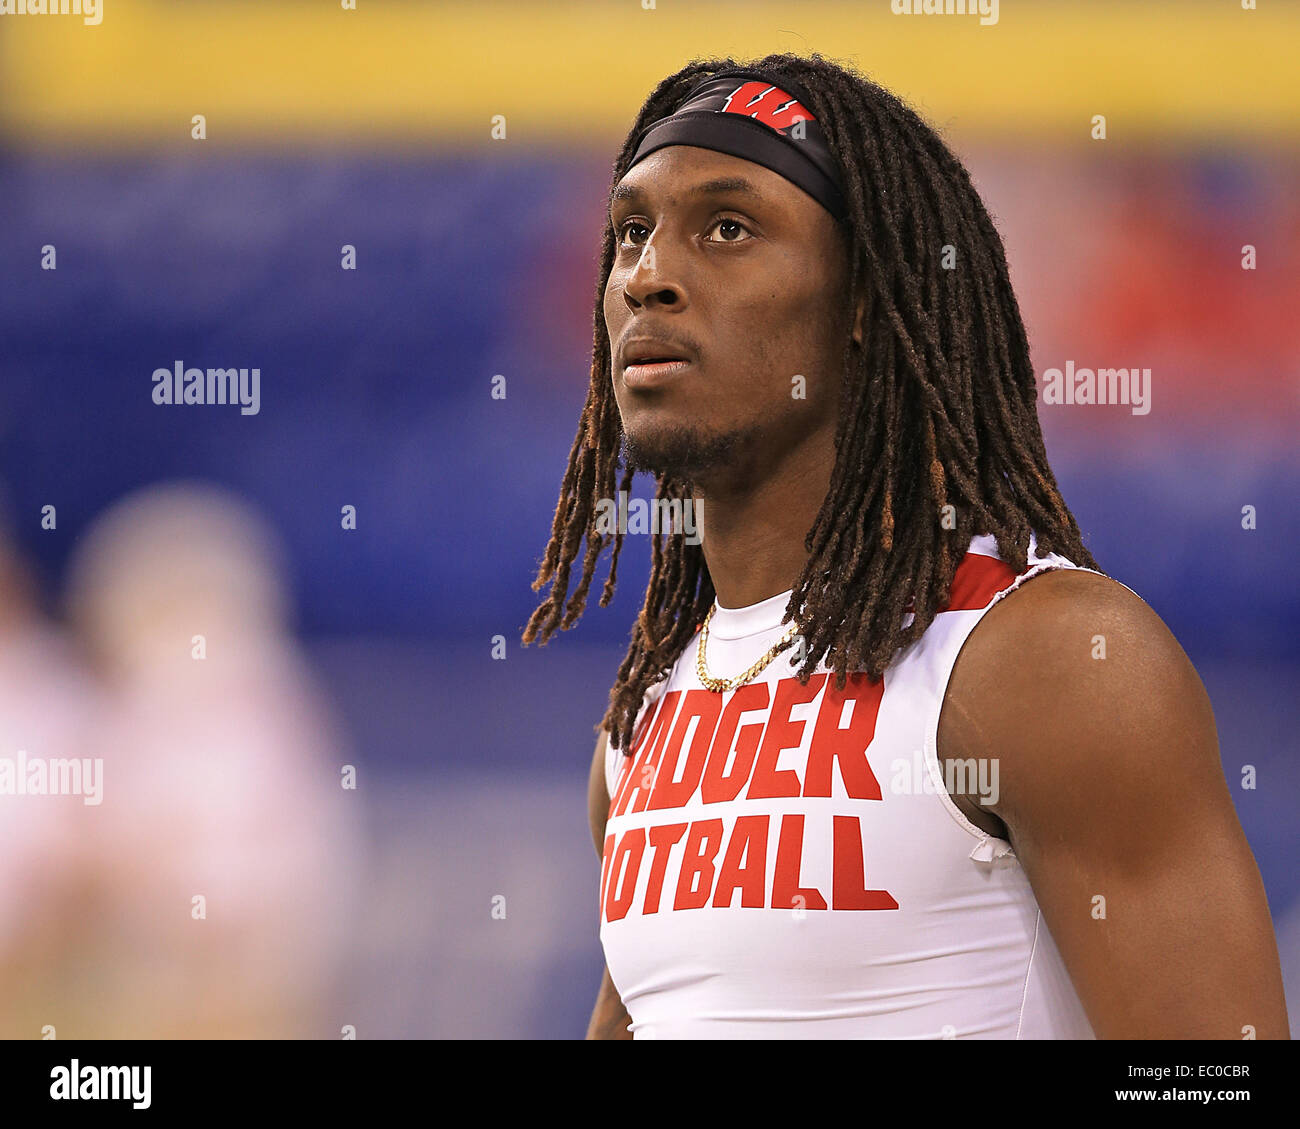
top-left (946, 566), bottom-right (1205, 721)
top-left (940, 566), bottom-right (1221, 834)
top-left (961, 566), bottom-right (1181, 670)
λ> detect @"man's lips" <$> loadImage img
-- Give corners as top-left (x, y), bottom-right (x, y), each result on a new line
top-left (621, 358), bottom-right (693, 389)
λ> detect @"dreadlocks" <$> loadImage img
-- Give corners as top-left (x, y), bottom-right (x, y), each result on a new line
top-left (521, 51), bottom-right (1101, 756)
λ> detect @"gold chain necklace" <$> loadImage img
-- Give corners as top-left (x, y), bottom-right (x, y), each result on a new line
top-left (695, 602), bottom-right (802, 693)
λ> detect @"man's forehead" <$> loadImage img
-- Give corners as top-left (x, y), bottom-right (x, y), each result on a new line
top-left (612, 149), bottom-right (791, 210)
top-left (611, 174), bottom-right (766, 206)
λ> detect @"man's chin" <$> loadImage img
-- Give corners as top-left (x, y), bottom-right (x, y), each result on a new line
top-left (622, 425), bottom-right (748, 484)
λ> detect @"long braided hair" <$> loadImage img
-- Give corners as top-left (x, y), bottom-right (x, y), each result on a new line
top-left (522, 52), bottom-right (1100, 755)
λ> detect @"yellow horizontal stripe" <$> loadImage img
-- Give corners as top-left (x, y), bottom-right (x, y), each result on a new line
top-left (1, 0), bottom-right (1296, 145)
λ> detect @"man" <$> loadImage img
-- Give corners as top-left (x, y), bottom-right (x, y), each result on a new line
top-left (522, 54), bottom-right (1289, 1039)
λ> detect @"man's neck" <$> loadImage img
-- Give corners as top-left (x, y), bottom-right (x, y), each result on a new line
top-left (694, 423), bottom-right (837, 610)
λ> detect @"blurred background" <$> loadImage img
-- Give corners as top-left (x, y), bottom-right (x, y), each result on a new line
top-left (0, 0), bottom-right (1296, 1038)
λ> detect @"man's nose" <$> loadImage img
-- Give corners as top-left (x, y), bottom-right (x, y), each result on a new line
top-left (623, 235), bottom-right (683, 310)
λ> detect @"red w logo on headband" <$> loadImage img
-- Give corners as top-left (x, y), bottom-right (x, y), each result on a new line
top-left (719, 81), bottom-right (814, 135)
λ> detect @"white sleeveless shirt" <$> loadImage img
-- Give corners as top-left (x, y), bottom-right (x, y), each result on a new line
top-left (599, 531), bottom-right (1101, 1039)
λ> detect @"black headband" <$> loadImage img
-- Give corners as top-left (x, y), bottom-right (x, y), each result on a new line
top-left (627, 68), bottom-right (848, 222)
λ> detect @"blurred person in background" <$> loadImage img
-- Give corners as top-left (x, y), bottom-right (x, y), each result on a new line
top-left (1, 481), bottom-right (361, 1038)
top-left (0, 495), bottom-right (106, 1037)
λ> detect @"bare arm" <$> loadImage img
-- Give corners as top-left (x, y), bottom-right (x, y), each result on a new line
top-left (943, 569), bottom-right (1290, 1038)
top-left (586, 963), bottom-right (633, 1041)
top-left (587, 727), bottom-right (633, 1040)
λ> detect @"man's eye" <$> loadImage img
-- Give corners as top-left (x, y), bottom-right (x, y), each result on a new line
top-left (617, 220), bottom-right (649, 246)
top-left (705, 217), bottom-right (752, 244)
top-left (616, 217), bottom-right (753, 247)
